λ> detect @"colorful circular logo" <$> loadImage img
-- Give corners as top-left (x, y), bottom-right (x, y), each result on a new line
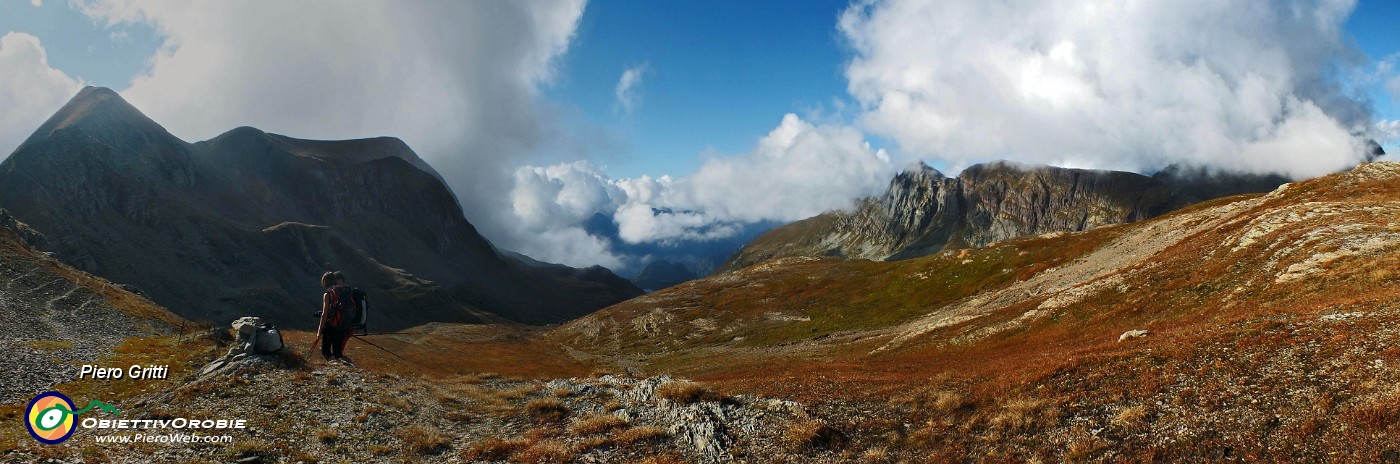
top-left (26, 392), bottom-right (77, 445)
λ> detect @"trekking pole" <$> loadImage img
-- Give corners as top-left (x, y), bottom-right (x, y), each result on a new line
top-left (308, 331), bottom-right (321, 356)
top-left (350, 335), bottom-right (411, 362)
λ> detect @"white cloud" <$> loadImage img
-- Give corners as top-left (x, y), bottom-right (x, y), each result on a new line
top-left (614, 63), bottom-right (649, 115)
top-left (72, 0), bottom-right (586, 235)
top-left (840, 0), bottom-right (1370, 179)
top-left (1388, 72), bottom-right (1400, 106)
top-left (507, 161), bottom-right (629, 268)
top-left (0, 32), bottom-right (82, 156)
top-left (1370, 53), bottom-right (1399, 108)
top-left (502, 114), bottom-right (892, 267)
top-left (664, 114), bottom-right (891, 227)
top-left (1377, 120), bottom-right (1400, 145)
top-left (31, 0), bottom-right (41, 7)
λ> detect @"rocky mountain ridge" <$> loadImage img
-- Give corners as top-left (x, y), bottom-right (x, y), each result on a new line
top-left (0, 87), bottom-right (640, 330)
top-left (721, 160), bottom-right (1286, 271)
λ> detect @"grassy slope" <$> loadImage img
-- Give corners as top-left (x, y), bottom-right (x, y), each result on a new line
top-left (279, 324), bottom-right (592, 379)
top-left (542, 162), bottom-right (1400, 461)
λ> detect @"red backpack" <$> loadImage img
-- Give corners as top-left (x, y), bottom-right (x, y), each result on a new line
top-left (325, 285), bottom-right (358, 329)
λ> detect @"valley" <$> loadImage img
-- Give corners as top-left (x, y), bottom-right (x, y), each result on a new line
top-left (8, 161), bottom-right (1400, 462)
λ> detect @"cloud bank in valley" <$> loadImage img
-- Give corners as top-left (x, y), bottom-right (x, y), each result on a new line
top-left (504, 114), bottom-right (891, 269)
top-left (839, 0), bottom-right (1376, 179)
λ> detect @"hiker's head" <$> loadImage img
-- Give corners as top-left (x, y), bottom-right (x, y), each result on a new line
top-left (321, 271), bottom-right (342, 289)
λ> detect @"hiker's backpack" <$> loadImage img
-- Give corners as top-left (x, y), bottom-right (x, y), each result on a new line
top-left (253, 323), bottom-right (284, 354)
top-left (325, 285), bottom-right (357, 329)
top-left (348, 287), bottom-right (368, 336)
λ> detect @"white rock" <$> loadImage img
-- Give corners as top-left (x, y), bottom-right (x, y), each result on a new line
top-left (231, 316), bottom-right (264, 339)
top-left (1118, 329), bottom-right (1150, 342)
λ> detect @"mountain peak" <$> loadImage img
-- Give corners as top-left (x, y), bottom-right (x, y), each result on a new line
top-left (18, 86), bottom-right (177, 150)
top-left (201, 128), bottom-right (446, 181)
top-left (899, 160), bottom-right (945, 179)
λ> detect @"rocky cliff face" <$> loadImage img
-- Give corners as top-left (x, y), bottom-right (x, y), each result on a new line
top-left (721, 161), bottom-right (1284, 271)
top-left (0, 87), bottom-right (640, 330)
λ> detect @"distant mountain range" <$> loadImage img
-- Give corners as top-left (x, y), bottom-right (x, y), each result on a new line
top-left (720, 161), bottom-right (1288, 271)
top-left (631, 260), bottom-right (699, 292)
top-left (0, 87), bottom-right (640, 330)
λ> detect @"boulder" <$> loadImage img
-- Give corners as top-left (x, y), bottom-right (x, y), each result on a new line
top-left (200, 317), bottom-right (285, 378)
top-left (231, 317), bottom-right (264, 342)
top-left (1118, 329), bottom-right (1150, 342)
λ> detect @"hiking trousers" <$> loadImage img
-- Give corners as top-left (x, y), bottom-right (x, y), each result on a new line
top-left (321, 326), bottom-right (349, 359)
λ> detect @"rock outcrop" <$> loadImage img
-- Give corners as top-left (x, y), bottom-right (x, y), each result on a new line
top-left (0, 87), bottom-right (641, 330)
top-left (198, 317), bottom-right (287, 379)
top-left (104, 359), bottom-right (840, 464)
top-left (0, 209), bottom-right (44, 249)
top-left (721, 161), bottom-right (1286, 271)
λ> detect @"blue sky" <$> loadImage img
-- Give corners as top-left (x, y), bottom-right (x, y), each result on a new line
top-left (547, 0), bottom-right (855, 178)
top-left (0, 0), bottom-right (160, 89)
top-left (1347, 0), bottom-right (1400, 121)
top-left (2, 1), bottom-right (1398, 271)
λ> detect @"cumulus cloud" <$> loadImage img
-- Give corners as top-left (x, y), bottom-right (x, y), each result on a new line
top-left (663, 114), bottom-right (891, 226)
top-left (839, 0), bottom-right (1372, 179)
top-left (0, 32), bottom-right (82, 156)
top-left (1387, 59), bottom-right (1400, 106)
top-left (71, 0), bottom-right (585, 234)
top-left (501, 114), bottom-right (892, 268)
top-left (614, 63), bottom-right (649, 115)
top-left (1378, 120), bottom-right (1400, 146)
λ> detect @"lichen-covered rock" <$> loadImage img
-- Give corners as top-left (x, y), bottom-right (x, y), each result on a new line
top-left (540, 375), bottom-right (821, 463)
top-left (231, 316), bottom-right (265, 340)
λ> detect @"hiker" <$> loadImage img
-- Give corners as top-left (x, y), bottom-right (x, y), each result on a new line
top-left (316, 271), bottom-right (358, 362)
